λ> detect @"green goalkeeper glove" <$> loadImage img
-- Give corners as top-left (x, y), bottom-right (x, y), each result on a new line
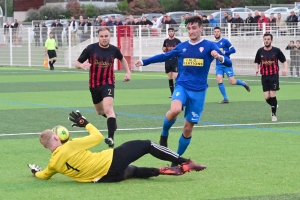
top-left (28, 164), bottom-right (42, 175)
top-left (68, 110), bottom-right (89, 128)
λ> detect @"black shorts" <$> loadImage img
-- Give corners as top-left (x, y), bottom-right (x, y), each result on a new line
top-left (261, 74), bottom-right (280, 92)
top-left (165, 58), bottom-right (178, 73)
top-left (89, 84), bottom-right (115, 104)
top-left (97, 140), bottom-right (152, 183)
top-left (47, 50), bottom-right (57, 59)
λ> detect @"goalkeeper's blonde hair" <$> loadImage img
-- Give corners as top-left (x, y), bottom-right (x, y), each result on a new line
top-left (40, 129), bottom-right (55, 147)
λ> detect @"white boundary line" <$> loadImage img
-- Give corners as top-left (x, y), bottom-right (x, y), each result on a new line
top-left (1, 121), bottom-right (299, 137)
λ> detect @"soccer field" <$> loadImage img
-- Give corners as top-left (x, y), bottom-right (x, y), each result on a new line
top-left (1, 66), bottom-right (300, 200)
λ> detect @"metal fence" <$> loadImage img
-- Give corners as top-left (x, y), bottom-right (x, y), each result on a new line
top-left (0, 23), bottom-right (298, 76)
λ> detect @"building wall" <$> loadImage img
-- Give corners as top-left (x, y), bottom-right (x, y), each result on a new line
top-left (13, 0), bottom-right (44, 12)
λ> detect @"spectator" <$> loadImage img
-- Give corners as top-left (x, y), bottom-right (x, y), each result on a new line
top-left (232, 13), bottom-right (244, 35)
top-left (114, 17), bottom-right (123, 26)
top-left (33, 23), bottom-right (40, 47)
top-left (70, 16), bottom-right (78, 46)
top-left (276, 13), bottom-right (287, 35)
top-left (84, 18), bottom-right (92, 41)
top-left (227, 13), bottom-right (234, 23)
top-left (179, 15), bottom-right (186, 35)
top-left (257, 12), bottom-right (269, 33)
top-left (286, 40), bottom-right (296, 77)
top-left (294, 40), bottom-right (300, 77)
top-left (78, 16), bottom-right (85, 43)
top-left (221, 12), bottom-right (229, 26)
top-left (124, 18), bottom-right (129, 25)
top-left (134, 18), bottom-right (140, 25)
top-left (126, 15), bottom-right (135, 25)
top-left (56, 19), bottom-right (63, 47)
top-left (50, 19), bottom-right (56, 40)
top-left (94, 16), bottom-right (103, 27)
top-left (65, 21), bottom-right (70, 46)
top-left (209, 14), bottom-right (218, 27)
top-left (253, 10), bottom-right (261, 35)
top-left (91, 16), bottom-right (97, 26)
top-left (151, 16), bottom-right (161, 36)
top-left (286, 10), bottom-right (298, 35)
top-left (242, 12), bottom-right (254, 35)
top-left (106, 16), bottom-right (114, 26)
top-left (140, 16), bottom-right (153, 36)
top-left (41, 21), bottom-right (48, 45)
top-left (202, 15), bottom-right (210, 35)
top-left (17, 21), bottom-right (23, 47)
top-left (161, 12), bottom-right (168, 25)
top-left (164, 16), bottom-right (176, 25)
top-left (4, 21), bottom-right (12, 46)
top-left (12, 19), bottom-right (18, 46)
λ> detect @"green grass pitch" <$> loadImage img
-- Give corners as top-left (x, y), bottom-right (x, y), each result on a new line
top-left (0, 66), bottom-right (300, 200)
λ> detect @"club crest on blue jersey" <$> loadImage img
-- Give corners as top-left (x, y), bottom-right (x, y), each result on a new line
top-left (199, 47), bottom-right (204, 52)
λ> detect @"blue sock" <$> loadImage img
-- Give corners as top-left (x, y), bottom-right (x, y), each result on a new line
top-left (218, 83), bottom-right (228, 101)
top-left (161, 116), bottom-right (176, 137)
top-left (236, 79), bottom-right (246, 86)
top-left (177, 134), bottom-right (191, 156)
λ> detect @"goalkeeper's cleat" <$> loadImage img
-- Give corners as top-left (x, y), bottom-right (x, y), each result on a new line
top-left (271, 114), bottom-right (277, 122)
top-left (181, 160), bottom-right (206, 173)
top-left (159, 166), bottom-right (183, 175)
top-left (219, 99), bottom-right (229, 104)
top-left (159, 136), bottom-right (168, 147)
top-left (105, 137), bottom-right (114, 148)
top-left (243, 82), bottom-right (250, 92)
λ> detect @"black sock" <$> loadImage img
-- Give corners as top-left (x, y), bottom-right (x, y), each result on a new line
top-left (102, 114), bottom-right (107, 118)
top-left (168, 79), bottom-right (174, 94)
top-left (48, 61), bottom-right (53, 69)
top-left (265, 98), bottom-right (272, 106)
top-left (107, 117), bottom-right (116, 139)
top-left (270, 97), bottom-right (277, 116)
top-left (150, 141), bottom-right (188, 164)
top-left (52, 60), bottom-right (56, 67)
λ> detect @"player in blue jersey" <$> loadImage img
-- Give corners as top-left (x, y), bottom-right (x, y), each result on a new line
top-left (135, 16), bottom-right (232, 165)
top-left (213, 27), bottom-right (250, 104)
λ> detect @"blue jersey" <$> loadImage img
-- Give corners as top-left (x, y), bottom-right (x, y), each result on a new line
top-left (142, 39), bottom-right (232, 91)
top-left (215, 38), bottom-right (236, 66)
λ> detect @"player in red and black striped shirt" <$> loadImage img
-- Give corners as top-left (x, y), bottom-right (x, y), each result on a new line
top-left (254, 33), bottom-right (287, 122)
top-left (76, 27), bottom-right (131, 148)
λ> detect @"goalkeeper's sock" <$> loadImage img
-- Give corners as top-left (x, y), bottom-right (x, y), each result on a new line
top-left (131, 167), bottom-right (160, 178)
top-left (236, 79), bottom-right (246, 86)
top-left (161, 116), bottom-right (176, 137)
top-left (168, 79), bottom-right (174, 94)
top-left (176, 134), bottom-right (191, 156)
top-left (266, 98), bottom-right (272, 106)
top-left (107, 117), bottom-right (116, 139)
top-left (270, 96), bottom-right (277, 115)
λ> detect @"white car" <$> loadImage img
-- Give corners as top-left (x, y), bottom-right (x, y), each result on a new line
top-left (263, 7), bottom-right (291, 20)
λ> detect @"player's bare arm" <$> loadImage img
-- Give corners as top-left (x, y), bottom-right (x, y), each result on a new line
top-left (120, 58), bottom-right (131, 82)
top-left (75, 60), bottom-right (91, 70)
top-left (211, 50), bottom-right (224, 62)
top-left (135, 60), bottom-right (143, 67)
top-left (162, 47), bottom-right (167, 52)
top-left (282, 61), bottom-right (287, 76)
top-left (255, 63), bottom-right (259, 75)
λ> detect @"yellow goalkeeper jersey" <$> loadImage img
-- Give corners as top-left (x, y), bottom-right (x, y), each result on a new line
top-left (35, 123), bottom-right (113, 183)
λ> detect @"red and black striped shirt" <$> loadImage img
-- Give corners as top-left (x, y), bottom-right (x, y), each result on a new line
top-left (77, 43), bottom-right (123, 88)
top-left (254, 46), bottom-right (286, 76)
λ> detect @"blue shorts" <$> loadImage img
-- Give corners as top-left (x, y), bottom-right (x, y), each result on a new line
top-left (171, 85), bottom-right (207, 123)
top-left (216, 65), bottom-right (234, 77)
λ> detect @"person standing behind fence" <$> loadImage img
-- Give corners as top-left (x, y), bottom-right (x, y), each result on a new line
top-left (242, 12), bottom-right (254, 36)
top-left (285, 40), bottom-right (295, 77)
top-left (45, 32), bottom-right (58, 70)
top-left (65, 21), bottom-right (70, 46)
top-left (4, 21), bottom-right (11, 46)
top-left (50, 20), bottom-right (56, 40)
top-left (17, 21), bottom-right (23, 47)
top-left (41, 22), bottom-right (48, 45)
top-left (294, 40), bottom-right (300, 78)
top-left (84, 18), bottom-right (92, 41)
top-left (276, 13), bottom-right (287, 36)
top-left (286, 10), bottom-right (298, 35)
top-left (258, 12), bottom-right (269, 33)
top-left (254, 33), bottom-right (287, 122)
top-left (56, 19), bottom-right (63, 47)
top-left (12, 19), bottom-right (18, 46)
top-left (70, 17), bottom-right (78, 46)
top-left (33, 23), bottom-right (40, 47)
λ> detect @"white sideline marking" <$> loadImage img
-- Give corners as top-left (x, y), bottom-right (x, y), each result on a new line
top-left (0, 121), bottom-right (299, 137)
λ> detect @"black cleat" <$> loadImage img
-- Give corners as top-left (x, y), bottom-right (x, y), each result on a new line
top-left (244, 82), bottom-right (250, 92)
top-left (105, 138), bottom-right (114, 148)
top-left (219, 100), bottom-right (229, 104)
top-left (159, 136), bottom-right (168, 147)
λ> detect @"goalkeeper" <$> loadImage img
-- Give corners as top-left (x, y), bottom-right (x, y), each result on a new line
top-left (28, 110), bottom-right (206, 183)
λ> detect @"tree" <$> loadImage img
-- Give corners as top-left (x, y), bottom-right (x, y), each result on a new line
top-left (181, 0), bottom-right (199, 10)
top-left (0, 0), bottom-right (13, 17)
top-left (66, 1), bottom-right (86, 18)
top-left (128, 0), bottom-right (164, 15)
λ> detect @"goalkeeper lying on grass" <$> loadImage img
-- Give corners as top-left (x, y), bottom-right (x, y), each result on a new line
top-left (28, 110), bottom-right (206, 183)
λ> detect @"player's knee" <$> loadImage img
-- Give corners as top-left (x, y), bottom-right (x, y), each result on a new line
top-left (170, 107), bottom-right (181, 116)
top-left (228, 78), bottom-right (236, 85)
